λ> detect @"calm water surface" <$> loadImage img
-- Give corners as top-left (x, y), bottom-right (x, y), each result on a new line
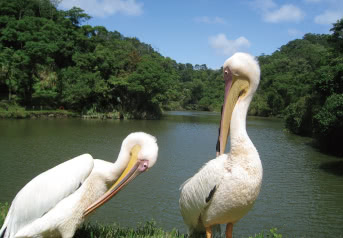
top-left (0, 111), bottom-right (342, 237)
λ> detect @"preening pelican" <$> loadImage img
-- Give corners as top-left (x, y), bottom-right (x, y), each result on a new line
top-left (0, 132), bottom-right (158, 238)
top-left (179, 53), bottom-right (263, 238)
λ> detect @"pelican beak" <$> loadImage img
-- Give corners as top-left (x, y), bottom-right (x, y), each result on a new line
top-left (83, 145), bottom-right (148, 217)
top-left (219, 70), bottom-right (249, 154)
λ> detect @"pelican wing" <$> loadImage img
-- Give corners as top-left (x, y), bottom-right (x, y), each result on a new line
top-left (179, 155), bottom-right (226, 232)
top-left (0, 154), bottom-right (94, 238)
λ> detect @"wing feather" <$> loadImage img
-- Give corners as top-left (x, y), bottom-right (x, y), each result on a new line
top-left (179, 155), bottom-right (226, 233)
top-left (1, 154), bottom-right (94, 238)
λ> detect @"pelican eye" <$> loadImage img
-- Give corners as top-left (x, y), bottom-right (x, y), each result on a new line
top-left (138, 160), bottom-right (150, 172)
top-left (142, 160), bottom-right (149, 168)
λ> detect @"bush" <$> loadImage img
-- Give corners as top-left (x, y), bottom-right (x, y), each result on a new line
top-left (284, 95), bottom-right (313, 136)
top-left (249, 94), bottom-right (272, 117)
top-left (313, 93), bottom-right (343, 154)
top-left (250, 228), bottom-right (282, 238)
top-left (0, 102), bottom-right (28, 118)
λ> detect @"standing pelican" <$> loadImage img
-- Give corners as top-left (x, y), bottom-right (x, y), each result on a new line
top-left (0, 132), bottom-right (158, 238)
top-left (179, 53), bottom-right (263, 238)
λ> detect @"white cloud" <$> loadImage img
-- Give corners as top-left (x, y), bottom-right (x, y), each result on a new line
top-left (303, 0), bottom-right (322, 3)
top-left (209, 34), bottom-right (251, 56)
top-left (194, 16), bottom-right (226, 24)
top-left (264, 4), bottom-right (305, 23)
top-left (314, 10), bottom-right (342, 25)
top-left (250, 0), bottom-right (305, 23)
top-left (288, 28), bottom-right (303, 37)
top-left (250, 0), bottom-right (277, 12)
top-left (60, 0), bottom-right (143, 17)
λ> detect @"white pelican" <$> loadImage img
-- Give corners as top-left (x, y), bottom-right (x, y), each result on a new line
top-left (179, 53), bottom-right (263, 238)
top-left (0, 132), bottom-right (158, 238)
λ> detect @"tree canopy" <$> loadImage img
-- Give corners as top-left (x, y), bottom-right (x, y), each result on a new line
top-left (0, 0), bottom-right (224, 119)
top-left (249, 19), bottom-right (343, 155)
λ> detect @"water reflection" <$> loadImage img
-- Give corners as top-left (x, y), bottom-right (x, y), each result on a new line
top-left (320, 161), bottom-right (343, 176)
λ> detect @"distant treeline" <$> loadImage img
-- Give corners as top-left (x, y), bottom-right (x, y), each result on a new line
top-left (0, 0), bottom-right (342, 154)
top-left (0, 0), bottom-right (224, 119)
top-left (253, 21), bottom-right (343, 155)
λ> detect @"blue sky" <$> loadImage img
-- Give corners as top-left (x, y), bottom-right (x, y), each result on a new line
top-left (60, 0), bottom-right (343, 69)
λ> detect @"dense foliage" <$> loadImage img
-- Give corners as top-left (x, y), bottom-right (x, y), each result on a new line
top-left (249, 20), bottom-right (343, 155)
top-left (0, 0), bottom-right (223, 119)
top-left (0, 0), bottom-right (342, 154)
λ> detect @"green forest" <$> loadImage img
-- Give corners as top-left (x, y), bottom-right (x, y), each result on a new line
top-left (0, 0), bottom-right (342, 155)
top-left (0, 0), bottom-right (224, 119)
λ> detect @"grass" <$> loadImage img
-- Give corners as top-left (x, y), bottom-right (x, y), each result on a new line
top-left (0, 202), bottom-right (9, 227)
top-left (74, 221), bottom-right (185, 238)
top-left (1, 203), bottom-right (282, 238)
top-left (0, 101), bottom-right (124, 119)
top-left (0, 102), bottom-right (78, 119)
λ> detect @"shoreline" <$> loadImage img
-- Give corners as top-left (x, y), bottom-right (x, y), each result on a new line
top-left (0, 108), bottom-right (280, 120)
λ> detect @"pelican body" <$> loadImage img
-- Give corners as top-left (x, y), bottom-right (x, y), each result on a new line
top-left (0, 132), bottom-right (158, 238)
top-left (179, 53), bottom-right (263, 238)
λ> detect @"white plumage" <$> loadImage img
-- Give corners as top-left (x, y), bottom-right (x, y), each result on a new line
top-left (0, 132), bottom-right (158, 238)
top-left (179, 53), bottom-right (263, 238)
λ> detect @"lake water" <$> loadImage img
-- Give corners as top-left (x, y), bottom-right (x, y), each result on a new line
top-left (0, 111), bottom-right (342, 237)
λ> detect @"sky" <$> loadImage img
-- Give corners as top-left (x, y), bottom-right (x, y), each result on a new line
top-left (59, 0), bottom-right (343, 69)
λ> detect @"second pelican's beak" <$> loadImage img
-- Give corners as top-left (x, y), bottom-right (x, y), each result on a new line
top-left (219, 70), bottom-right (249, 155)
top-left (84, 145), bottom-right (148, 217)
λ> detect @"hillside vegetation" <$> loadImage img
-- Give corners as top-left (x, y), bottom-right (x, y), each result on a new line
top-left (252, 21), bottom-right (343, 155)
top-left (0, 0), bottom-right (223, 119)
top-left (0, 0), bottom-right (342, 154)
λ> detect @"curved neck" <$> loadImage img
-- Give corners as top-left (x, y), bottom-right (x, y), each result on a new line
top-left (112, 144), bottom-right (131, 175)
top-left (106, 141), bottom-right (133, 183)
top-left (230, 93), bottom-right (253, 149)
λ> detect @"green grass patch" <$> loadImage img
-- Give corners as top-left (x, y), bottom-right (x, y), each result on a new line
top-left (74, 221), bottom-right (185, 238)
top-left (0, 202), bottom-right (9, 227)
top-left (249, 228), bottom-right (282, 238)
top-left (0, 102), bottom-right (78, 119)
top-left (1, 203), bottom-right (281, 238)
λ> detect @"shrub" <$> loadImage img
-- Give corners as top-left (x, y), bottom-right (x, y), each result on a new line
top-left (313, 93), bottom-right (343, 154)
top-left (284, 95), bottom-right (313, 136)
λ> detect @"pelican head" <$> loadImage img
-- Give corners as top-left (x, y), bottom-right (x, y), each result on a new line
top-left (219, 52), bottom-right (260, 154)
top-left (120, 132), bottom-right (158, 170)
top-left (84, 132), bottom-right (158, 216)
